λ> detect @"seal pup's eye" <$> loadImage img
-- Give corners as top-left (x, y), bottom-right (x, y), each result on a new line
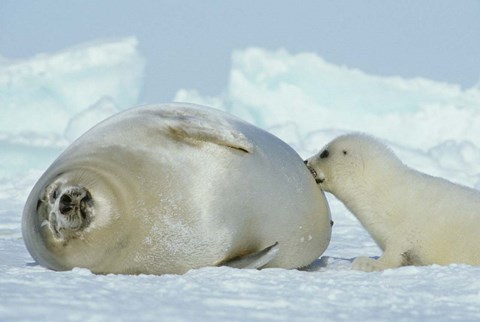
top-left (319, 150), bottom-right (329, 159)
top-left (343, 150), bottom-right (347, 155)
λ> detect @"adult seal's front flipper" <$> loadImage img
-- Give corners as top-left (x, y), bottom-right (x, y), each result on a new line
top-left (218, 242), bottom-right (279, 269)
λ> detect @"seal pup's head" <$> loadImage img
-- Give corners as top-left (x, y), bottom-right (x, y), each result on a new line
top-left (304, 133), bottom-right (402, 196)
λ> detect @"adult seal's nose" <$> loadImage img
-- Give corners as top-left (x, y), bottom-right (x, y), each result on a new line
top-left (50, 185), bottom-right (93, 235)
top-left (59, 194), bottom-right (74, 214)
top-left (58, 186), bottom-right (90, 215)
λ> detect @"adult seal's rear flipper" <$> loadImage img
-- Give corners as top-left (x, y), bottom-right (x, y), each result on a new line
top-left (218, 242), bottom-right (280, 269)
top-left (153, 106), bottom-right (254, 153)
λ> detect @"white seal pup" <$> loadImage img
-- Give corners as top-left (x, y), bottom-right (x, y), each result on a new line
top-left (305, 133), bottom-right (480, 272)
top-left (23, 103), bottom-right (331, 275)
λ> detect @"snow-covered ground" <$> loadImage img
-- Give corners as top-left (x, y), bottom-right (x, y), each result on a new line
top-left (1, 39), bottom-right (480, 321)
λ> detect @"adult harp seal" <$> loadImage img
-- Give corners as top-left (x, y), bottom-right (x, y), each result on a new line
top-left (23, 103), bottom-right (331, 275)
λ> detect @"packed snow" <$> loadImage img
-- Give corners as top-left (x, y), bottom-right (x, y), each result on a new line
top-left (1, 40), bottom-right (480, 321)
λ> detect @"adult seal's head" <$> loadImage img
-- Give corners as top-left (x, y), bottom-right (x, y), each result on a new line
top-left (22, 158), bottom-right (131, 271)
top-left (23, 103), bottom-right (332, 275)
top-left (40, 182), bottom-right (93, 238)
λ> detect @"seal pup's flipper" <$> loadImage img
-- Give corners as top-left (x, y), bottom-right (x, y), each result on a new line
top-left (151, 106), bottom-right (254, 153)
top-left (219, 242), bottom-right (280, 269)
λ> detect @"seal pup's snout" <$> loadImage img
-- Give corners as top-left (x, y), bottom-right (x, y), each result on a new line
top-left (304, 159), bottom-right (326, 185)
top-left (305, 160), bottom-right (323, 183)
top-left (304, 160), bottom-right (316, 177)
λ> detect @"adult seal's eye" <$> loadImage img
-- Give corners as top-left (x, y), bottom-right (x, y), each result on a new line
top-left (320, 150), bottom-right (329, 159)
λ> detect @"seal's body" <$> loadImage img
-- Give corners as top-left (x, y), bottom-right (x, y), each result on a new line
top-left (305, 133), bottom-right (480, 271)
top-left (23, 103), bottom-right (331, 275)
